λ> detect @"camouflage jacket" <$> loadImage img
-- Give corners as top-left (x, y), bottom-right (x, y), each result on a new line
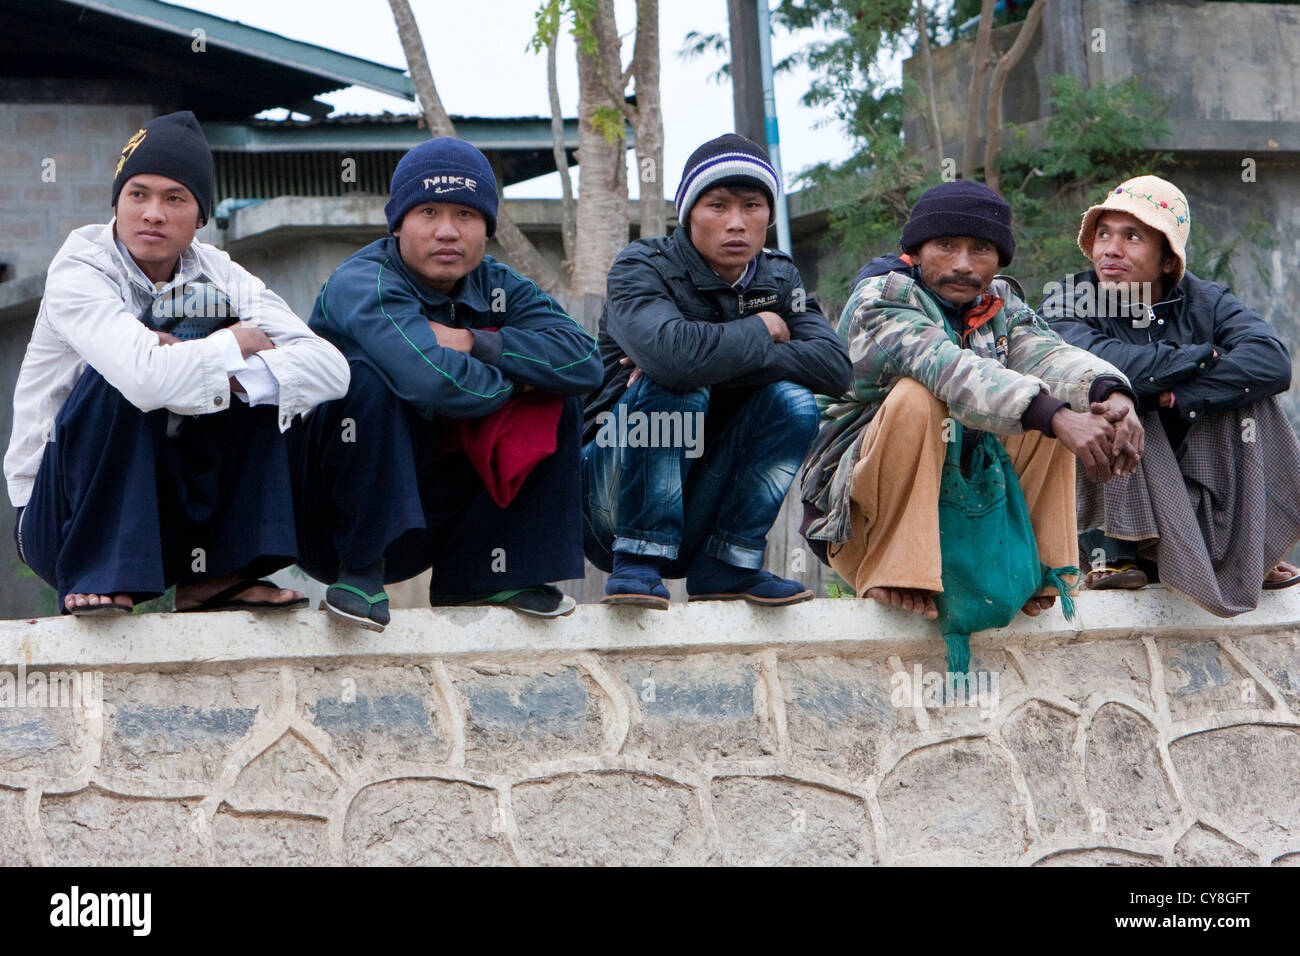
top-left (800, 258), bottom-right (1129, 546)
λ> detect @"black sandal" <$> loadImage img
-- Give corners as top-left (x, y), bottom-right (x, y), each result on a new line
top-left (176, 579), bottom-right (309, 613)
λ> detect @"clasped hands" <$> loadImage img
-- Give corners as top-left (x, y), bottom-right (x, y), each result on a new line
top-left (1051, 392), bottom-right (1144, 482)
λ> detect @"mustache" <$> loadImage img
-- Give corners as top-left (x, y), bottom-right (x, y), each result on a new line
top-left (938, 274), bottom-right (983, 288)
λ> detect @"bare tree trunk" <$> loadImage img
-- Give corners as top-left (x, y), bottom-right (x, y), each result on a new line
top-left (628, 0), bottom-right (665, 238)
top-left (961, 0), bottom-right (997, 181)
top-left (387, 0), bottom-right (565, 295)
top-left (571, 0), bottom-right (631, 299)
top-left (546, 28), bottom-right (577, 274)
top-left (915, 0), bottom-right (943, 161)
top-left (984, 0), bottom-right (1050, 191)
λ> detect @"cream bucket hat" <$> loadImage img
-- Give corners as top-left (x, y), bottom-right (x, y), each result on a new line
top-left (1077, 175), bottom-right (1191, 282)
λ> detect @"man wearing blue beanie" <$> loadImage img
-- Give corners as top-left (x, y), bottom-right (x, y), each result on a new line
top-left (581, 133), bottom-right (851, 609)
top-left (292, 137), bottom-right (601, 629)
top-left (801, 179), bottom-right (1142, 621)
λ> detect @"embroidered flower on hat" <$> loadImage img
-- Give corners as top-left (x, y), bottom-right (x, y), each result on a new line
top-left (1114, 184), bottom-right (1190, 226)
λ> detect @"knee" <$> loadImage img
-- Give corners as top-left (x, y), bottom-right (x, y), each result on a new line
top-left (883, 377), bottom-right (946, 432)
top-left (760, 381), bottom-right (820, 441)
top-left (344, 361), bottom-right (405, 419)
top-left (630, 377), bottom-right (711, 414)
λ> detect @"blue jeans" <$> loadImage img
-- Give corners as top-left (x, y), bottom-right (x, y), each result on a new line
top-left (581, 378), bottom-right (819, 576)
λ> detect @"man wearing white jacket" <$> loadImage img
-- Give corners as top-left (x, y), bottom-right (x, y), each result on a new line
top-left (5, 111), bottom-right (350, 615)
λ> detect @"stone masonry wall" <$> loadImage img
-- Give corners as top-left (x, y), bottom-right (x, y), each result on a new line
top-left (2, 593), bottom-right (1298, 866)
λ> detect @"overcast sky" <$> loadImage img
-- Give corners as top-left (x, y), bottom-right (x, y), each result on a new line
top-left (177, 0), bottom-right (858, 199)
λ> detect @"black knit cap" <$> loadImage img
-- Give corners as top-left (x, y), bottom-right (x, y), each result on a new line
top-left (110, 111), bottom-right (215, 223)
top-left (900, 179), bottom-right (1015, 266)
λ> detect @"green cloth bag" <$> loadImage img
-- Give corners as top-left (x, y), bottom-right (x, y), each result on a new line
top-left (931, 316), bottom-right (1077, 673)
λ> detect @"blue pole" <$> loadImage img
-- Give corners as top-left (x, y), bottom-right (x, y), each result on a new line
top-left (755, 0), bottom-right (791, 253)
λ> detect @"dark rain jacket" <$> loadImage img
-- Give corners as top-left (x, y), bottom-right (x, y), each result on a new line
top-left (583, 228), bottom-right (851, 442)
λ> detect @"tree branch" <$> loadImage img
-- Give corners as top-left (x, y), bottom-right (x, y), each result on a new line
top-left (984, 0), bottom-right (1049, 191)
top-left (914, 0), bottom-right (944, 161)
top-left (386, 0), bottom-right (564, 295)
top-left (547, 27), bottom-right (577, 270)
top-left (961, 0), bottom-right (997, 181)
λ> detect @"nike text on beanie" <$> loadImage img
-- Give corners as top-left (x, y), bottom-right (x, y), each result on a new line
top-left (385, 137), bottom-right (499, 237)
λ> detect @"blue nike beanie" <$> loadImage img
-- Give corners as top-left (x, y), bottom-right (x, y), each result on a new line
top-left (385, 137), bottom-right (499, 236)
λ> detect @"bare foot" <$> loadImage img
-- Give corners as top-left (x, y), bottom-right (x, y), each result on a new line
top-left (1021, 595), bottom-right (1055, 617)
top-left (866, 586), bottom-right (939, 620)
top-left (64, 593), bottom-right (133, 614)
top-left (174, 573), bottom-right (304, 611)
top-left (1263, 561), bottom-right (1300, 588)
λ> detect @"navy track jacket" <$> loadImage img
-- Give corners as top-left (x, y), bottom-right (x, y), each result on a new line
top-left (310, 237), bottom-right (600, 419)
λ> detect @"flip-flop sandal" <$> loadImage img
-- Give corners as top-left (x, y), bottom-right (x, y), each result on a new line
top-left (1084, 564), bottom-right (1148, 591)
top-left (435, 586), bottom-right (577, 618)
top-left (67, 599), bottom-right (132, 617)
top-left (177, 579), bottom-right (310, 613)
top-left (1262, 564), bottom-right (1300, 590)
top-left (323, 583), bottom-right (390, 632)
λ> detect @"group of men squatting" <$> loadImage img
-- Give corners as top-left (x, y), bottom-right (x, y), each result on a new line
top-left (8, 111), bottom-right (1300, 634)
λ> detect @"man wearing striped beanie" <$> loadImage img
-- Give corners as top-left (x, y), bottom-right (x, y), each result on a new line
top-left (581, 134), bottom-right (851, 609)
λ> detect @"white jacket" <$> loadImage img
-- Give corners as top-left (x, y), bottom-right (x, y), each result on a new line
top-left (4, 221), bottom-right (351, 507)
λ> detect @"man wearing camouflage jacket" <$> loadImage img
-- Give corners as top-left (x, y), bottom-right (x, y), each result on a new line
top-left (800, 180), bottom-right (1141, 619)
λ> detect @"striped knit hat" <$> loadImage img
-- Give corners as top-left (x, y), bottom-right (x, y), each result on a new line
top-left (674, 133), bottom-right (779, 227)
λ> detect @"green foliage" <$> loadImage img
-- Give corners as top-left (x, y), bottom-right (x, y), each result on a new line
top-left (132, 587), bottom-right (176, 615)
top-left (591, 105), bottom-right (626, 145)
top-left (770, 1), bottom-right (936, 310)
top-left (528, 0), bottom-right (600, 56)
top-left (996, 75), bottom-right (1173, 299)
top-left (677, 29), bottom-right (730, 82)
top-left (1190, 210), bottom-right (1277, 290)
top-left (13, 559), bottom-right (58, 617)
top-left (823, 572), bottom-right (856, 598)
top-left (777, 4), bottom-right (1175, 312)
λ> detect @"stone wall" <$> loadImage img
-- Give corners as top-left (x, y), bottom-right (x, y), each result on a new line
top-left (2, 591), bottom-right (1298, 866)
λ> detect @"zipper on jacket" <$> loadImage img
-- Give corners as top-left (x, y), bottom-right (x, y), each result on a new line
top-left (15, 506), bottom-right (28, 565)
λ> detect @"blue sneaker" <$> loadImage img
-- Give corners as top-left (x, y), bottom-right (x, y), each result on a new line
top-left (687, 570), bottom-right (813, 607)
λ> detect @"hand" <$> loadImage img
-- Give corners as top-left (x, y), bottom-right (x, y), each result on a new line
top-left (1052, 406), bottom-right (1116, 482)
top-left (428, 321), bottom-right (474, 353)
top-left (230, 322), bottom-right (275, 359)
top-left (1212, 348), bottom-right (1219, 360)
top-left (1159, 391), bottom-right (1175, 408)
top-left (1089, 394), bottom-right (1144, 477)
top-left (619, 355), bottom-right (642, 386)
top-left (757, 311), bottom-right (790, 344)
top-left (154, 330), bottom-right (181, 346)
top-left (229, 376), bottom-right (246, 396)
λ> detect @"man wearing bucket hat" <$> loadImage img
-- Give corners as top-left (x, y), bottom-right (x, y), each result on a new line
top-left (1041, 175), bottom-right (1300, 615)
top-left (800, 179), bottom-right (1139, 620)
